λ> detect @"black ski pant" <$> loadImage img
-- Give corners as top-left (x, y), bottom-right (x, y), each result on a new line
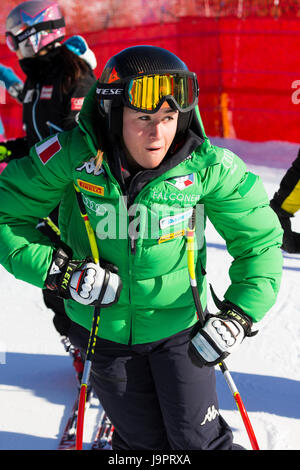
top-left (68, 322), bottom-right (234, 450)
top-left (42, 289), bottom-right (71, 336)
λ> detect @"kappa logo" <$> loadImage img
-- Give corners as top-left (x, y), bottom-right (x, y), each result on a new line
top-left (76, 158), bottom-right (105, 176)
top-left (200, 405), bottom-right (220, 425)
top-left (166, 173), bottom-right (195, 191)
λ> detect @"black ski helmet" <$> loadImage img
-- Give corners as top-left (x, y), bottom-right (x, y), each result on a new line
top-left (96, 45), bottom-right (199, 139)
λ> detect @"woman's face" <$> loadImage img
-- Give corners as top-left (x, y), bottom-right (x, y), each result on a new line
top-left (122, 102), bottom-right (179, 170)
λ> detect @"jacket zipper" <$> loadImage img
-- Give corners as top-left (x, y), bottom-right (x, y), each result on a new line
top-left (128, 214), bottom-right (137, 255)
top-left (103, 165), bottom-right (135, 344)
top-left (127, 245), bottom-right (133, 346)
top-left (101, 162), bottom-right (157, 344)
top-left (127, 172), bottom-right (144, 255)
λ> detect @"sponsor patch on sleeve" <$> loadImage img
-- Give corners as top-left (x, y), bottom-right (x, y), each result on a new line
top-left (71, 97), bottom-right (84, 111)
top-left (77, 179), bottom-right (105, 196)
top-left (35, 135), bottom-right (61, 164)
top-left (40, 85), bottom-right (53, 100)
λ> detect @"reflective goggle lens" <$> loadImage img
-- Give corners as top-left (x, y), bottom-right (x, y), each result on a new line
top-left (127, 73), bottom-right (198, 112)
top-left (6, 33), bottom-right (18, 52)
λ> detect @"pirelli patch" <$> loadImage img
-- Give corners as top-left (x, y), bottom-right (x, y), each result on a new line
top-left (71, 97), bottom-right (84, 111)
top-left (77, 179), bottom-right (105, 196)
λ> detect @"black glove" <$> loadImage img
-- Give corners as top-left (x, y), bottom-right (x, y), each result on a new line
top-left (45, 247), bottom-right (122, 307)
top-left (270, 198), bottom-right (300, 253)
top-left (189, 302), bottom-right (254, 367)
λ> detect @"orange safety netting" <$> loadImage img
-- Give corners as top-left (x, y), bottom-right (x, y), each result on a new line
top-left (1, 0), bottom-right (300, 40)
top-left (0, 2), bottom-right (300, 143)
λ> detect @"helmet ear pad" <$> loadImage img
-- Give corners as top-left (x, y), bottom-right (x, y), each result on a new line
top-left (176, 110), bottom-right (193, 137)
top-left (109, 104), bottom-right (124, 141)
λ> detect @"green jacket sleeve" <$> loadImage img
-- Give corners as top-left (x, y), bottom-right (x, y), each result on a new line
top-left (202, 148), bottom-right (283, 322)
top-left (0, 132), bottom-right (75, 287)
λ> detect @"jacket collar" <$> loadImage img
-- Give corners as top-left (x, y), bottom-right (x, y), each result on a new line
top-left (77, 81), bottom-right (100, 155)
top-left (77, 82), bottom-right (217, 199)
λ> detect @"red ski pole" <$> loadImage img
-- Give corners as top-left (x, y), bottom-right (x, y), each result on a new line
top-left (76, 307), bottom-right (100, 450)
top-left (219, 362), bottom-right (259, 450)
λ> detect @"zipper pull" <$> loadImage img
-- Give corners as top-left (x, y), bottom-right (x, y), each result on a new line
top-left (128, 213), bottom-right (137, 254)
top-left (130, 236), bottom-right (137, 255)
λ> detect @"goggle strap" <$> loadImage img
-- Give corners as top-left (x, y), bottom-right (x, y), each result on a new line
top-left (96, 83), bottom-right (125, 100)
top-left (6, 18), bottom-right (65, 46)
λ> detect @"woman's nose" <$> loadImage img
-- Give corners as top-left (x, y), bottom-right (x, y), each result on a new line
top-left (149, 121), bottom-right (162, 139)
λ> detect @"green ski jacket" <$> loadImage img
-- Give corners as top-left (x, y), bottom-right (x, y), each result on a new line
top-left (0, 83), bottom-right (283, 345)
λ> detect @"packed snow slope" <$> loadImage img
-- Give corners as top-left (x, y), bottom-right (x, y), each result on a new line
top-left (0, 137), bottom-right (300, 450)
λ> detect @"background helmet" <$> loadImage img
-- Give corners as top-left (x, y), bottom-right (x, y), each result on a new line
top-left (6, 0), bottom-right (65, 58)
top-left (96, 45), bottom-right (199, 138)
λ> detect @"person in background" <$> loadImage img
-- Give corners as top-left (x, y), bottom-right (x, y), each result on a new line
top-left (0, 33), bottom-right (97, 165)
top-left (0, 62), bottom-right (23, 103)
top-left (1, 1), bottom-right (96, 163)
top-left (0, 45), bottom-right (283, 449)
top-left (270, 149), bottom-right (300, 253)
top-left (0, 63), bottom-right (23, 172)
top-left (0, 0), bottom-right (97, 364)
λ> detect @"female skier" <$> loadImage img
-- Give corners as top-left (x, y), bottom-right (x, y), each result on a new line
top-left (0, 45), bottom-right (282, 450)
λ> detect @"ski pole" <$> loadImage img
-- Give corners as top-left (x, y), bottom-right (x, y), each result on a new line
top-left (218, 361), bottom-right (259, 451)
top-left (74, 184), bottom-right (101, 450)
top-left (185, 219), bottom-right (260, 451)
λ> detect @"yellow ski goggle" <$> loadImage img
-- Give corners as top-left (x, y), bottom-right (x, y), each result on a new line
top-left (126, 72), bottom-right (198, 113)
top-left (97, 72), bottom-right (199, 114)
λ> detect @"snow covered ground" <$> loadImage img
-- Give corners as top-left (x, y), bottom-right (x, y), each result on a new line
top-left (0, 137), bottom-right (300, 451)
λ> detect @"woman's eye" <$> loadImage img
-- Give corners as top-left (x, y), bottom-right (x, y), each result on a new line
top-left (138, 115), bottom-right (150, 121)
top-left (137, 114), bottom-right (175, 122)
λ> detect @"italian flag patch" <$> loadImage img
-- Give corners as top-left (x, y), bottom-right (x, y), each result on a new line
top-left (35, 135), bottom-right (61, 164)
top-left (166, 174), bottom-right (195, 190)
